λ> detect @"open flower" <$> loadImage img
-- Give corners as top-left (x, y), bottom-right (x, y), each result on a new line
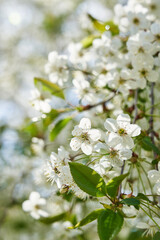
top-left (95, 142), bottom-right (132, 168)
top-left (22, 192), bottom-right (48, 219)
top-left (137, 217), bottom-right (160, 237)
top-left (45, 51), bottom-right (69, 87)
top-left (104, 114), bottom-right (141, 149)
top-left (70, 118), bottom-right (101, 155)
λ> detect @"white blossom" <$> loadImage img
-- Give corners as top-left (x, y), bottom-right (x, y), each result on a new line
top-left (104, 114), bottom-right (141, 149)
top-left (137, 217), bottom-right (160, 236)
top-left (70, 118), bottom-right (101, 155)
top-left (22, 192), bottom-right (48, 219)
top-left (45, 51), bottom-right (69, 87)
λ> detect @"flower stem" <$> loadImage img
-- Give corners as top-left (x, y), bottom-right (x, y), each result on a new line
top-left (140, 206), bottom-right (160, 230)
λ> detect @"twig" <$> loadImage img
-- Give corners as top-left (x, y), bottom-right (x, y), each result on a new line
top-left (81, 91), bottom-right (117, 111)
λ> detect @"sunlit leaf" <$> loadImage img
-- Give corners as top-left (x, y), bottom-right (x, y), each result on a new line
top-left (81, 35), bottom-right (100, 48)
top-left (34, 77), bottom-right (65, 99)
top-left (88, 14), bottom-right (119, 35)
top-left (69, 162), bottom-right (106, 197)
top-left (50, 117), bottom-right (72, 141)
top-left (106, 173), bottom-right (128, 198)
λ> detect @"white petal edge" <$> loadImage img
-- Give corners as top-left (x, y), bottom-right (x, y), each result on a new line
top-left (104, 118), bottom-right (118, 132)
top-left (81, 141), bottom-right (92, 155)
top-left (79, 118), bottom-right (91, 130)
top-left (70, 137), bottom-right (82, 151)
top-left (88, 129), bottom-right (101, 141)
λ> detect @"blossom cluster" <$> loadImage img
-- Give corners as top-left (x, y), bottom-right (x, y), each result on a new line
top-left (44, 114), bottom-right (140, 198)
top-left (23, 0), bottom-right (160, 239)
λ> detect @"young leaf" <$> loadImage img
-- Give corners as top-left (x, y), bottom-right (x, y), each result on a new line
top-left (121, 198), bottom-right (140, 206)
top-left (34, 77), bottom-right (65, 99)
top-left (106, 173), bottom-right (128, 198)
top-left (98, 209), bottom-right (124, 240)
top-left (39, 212), bottom-right (66, 224)
top-left (81, 35), bottom-right (100, 48)
top-left (43, 109), bottom-right (59, 128)
top-left (88, 14), bottom-right (106, 33)
top-left (105, 21), bottom-right (119, 36)
top-left (72, 209), bottom-right (104, 229)
top-left (50, 117), bottom-right (72, 141)
top-left (69, 162), bottom-right (106, 197)
top-left (87, 14), bottom-right (119, 35)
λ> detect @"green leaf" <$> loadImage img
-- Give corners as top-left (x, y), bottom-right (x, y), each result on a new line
top-left (105, 21), bottom-right (119, 36)
top-left (39, 212), bottom-right (66, 224)
top-left (88, 14), bottom-right (119, 35)
top-left (34, 77), bottom-right (65, 99)
top-left (72, 209), bottom-right (104, 229)
top-left (69, 162), bottom-right (106, 197)
top-left (81, 35), bottom-right (100, 48)
top-left (106, 173), bottom-right (128, 198)
top-left (98, 209), bottom-right (124, 240)
top-left (136, 193), bottom-right (151, 202)
top-left (88, 14), bottom-right (106, 33)
top-left (121, 198), bottom-right (140, 206)
top-left (141, 136), bottom-right (160, 155)
top-left (50, 117), bottom-right (72, 141)
top-left (153, 232), bottom-right (160, 240)
top-left (43, 109), bottom-right (59, 128)
top-left (152, 159), bottom-right (159, 165)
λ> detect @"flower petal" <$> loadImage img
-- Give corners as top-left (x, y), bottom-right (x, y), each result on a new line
top-left (94, 163), bottom-right (105, 176)
top-left (137, 222), bottom-right (149, 229)
top-left (118, 149), bottom-right (132, 160)
top-left (126, 124), bottom-right (141, 137)
top-left (106, 132), bottom-right (122, 148)
top-left (148, 170), bottom-right (160, 183)
top-left (79, 118), bottom-right (91, 130)
top-left (38, 209), bottom-right (49, 218)
top-left (121, 136), bottom-right (134, 149)
top-left (72, 125), bottom-right (82, 136)
top-left (117, 114), bottom-right (131, 128)
top-left (104, 118), bottom-right (118, 132)
top-left (88, 129), bottom-right (101, 141)
top-left (38, 198), bottom-right (46, 206)
top-left (30, 211), bottom-right (40, 219)
top-left (147, 70), bottom-right (159, 82)
top-left (111, 156), bottom-right (123, 167)
top-left (70, 137), bottom-right (82, 151)
top-left (22, 200), bottom-right (32, 212)
top-left (81, 141), bottom-right (92, 155)
top-left (29, 192), bottom-right (40, 203)
top-left (100, 157), bottom-right (111, 168)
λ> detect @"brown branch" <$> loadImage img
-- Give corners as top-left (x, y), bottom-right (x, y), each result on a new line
top-left (81, 91), bottom-right (117, 111)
